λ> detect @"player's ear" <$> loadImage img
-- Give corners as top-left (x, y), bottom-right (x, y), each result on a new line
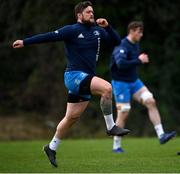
top-left (77, 13), bottom-right (82, 19)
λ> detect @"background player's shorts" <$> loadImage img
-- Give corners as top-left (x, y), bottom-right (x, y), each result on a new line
top-left (112, 78), bottom-right (144, 103)
top-left (64, 71), bottom-right (91, 101)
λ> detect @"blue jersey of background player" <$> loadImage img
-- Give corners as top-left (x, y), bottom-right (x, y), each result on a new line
top-left (13, 1), bottom-right (130, 167)
top-left (110, 21), bottom-right (176, 153)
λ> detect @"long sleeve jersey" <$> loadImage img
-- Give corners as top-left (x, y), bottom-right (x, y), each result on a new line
top-left (111, 37), bottom-right (142, 82)
top-left (23, 22), bottom-right (121, 75)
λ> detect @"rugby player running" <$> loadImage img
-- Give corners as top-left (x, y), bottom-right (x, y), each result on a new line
top-left (13, 1), bottom-right (130, 167)
top-left (110, 21), bottom-right (176, 153)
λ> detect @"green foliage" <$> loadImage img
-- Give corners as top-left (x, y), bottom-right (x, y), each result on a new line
top-left (0, 0), bottom-right (180, 136)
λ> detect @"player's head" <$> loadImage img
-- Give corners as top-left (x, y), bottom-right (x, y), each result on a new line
top-left (127, 21), bottom-right (144, 42)
top-left (74, 1), bottom-right (95, 25)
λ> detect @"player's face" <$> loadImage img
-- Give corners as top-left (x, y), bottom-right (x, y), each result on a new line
top-left (80, 6), bottom-right (95, 24)
top-left (131, 28), bottom-right (143, 42)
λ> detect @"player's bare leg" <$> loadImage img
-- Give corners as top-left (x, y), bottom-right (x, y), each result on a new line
top-left (133, 87), bottom-right (176, 144)
top-left (44, 101), bottom-right (89, 167)
top-left (113, 103), bottom-right (130, 152)
top-left (55, 102), bottom-right (89, 138)
top-left (90, 76), bottom-right (130, 136)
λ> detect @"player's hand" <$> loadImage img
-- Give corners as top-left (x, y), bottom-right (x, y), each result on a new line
top-left (96, 18), bottom-right (108, 27)
top-left (138, 53), bottom-right (149, 64)
top-left (12, 40), bottom-right (24, 48)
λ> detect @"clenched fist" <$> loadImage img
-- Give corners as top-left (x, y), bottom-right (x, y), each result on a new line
top-left (96, 18), bottom-right (108, 28)
top-left (138, 53), bottom-right (149, 64)
top-left (12, 40), bottom-right (24, 48)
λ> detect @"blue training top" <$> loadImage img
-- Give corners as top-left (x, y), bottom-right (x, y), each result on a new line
top-left (23, 22), bottom-right (121, 75)
top-left (111, 37), bottom-right (142, 82)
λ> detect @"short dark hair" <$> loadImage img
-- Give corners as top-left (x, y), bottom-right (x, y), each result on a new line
top-left (74, 1), bottom-right (92, 19)
top-left (128, 21), bottom-right (144, 33)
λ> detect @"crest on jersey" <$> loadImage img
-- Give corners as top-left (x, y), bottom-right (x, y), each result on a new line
top-left (93, 30), bottom-right (100, 36)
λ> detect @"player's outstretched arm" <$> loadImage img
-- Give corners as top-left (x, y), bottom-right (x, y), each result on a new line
top-left (12, 25), bottom-right (72, 47)
top-left (12, 40), bottom-right (24, 48)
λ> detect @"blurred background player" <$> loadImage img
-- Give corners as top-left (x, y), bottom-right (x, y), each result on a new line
top-left (12, 1), bottom-right (130, 167)
top-left (110, 21), bottom-right (176, 153)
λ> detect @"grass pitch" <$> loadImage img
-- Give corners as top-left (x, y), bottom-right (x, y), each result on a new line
top-left (0, 137), bottom-right (180, 173)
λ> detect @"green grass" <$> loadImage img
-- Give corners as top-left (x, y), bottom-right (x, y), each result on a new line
top-left (0, 138), bottom-right (180, 173)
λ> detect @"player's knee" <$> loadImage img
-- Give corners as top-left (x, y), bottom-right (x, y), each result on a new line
top-left (103, 83), bottom-right (112, 96)
top-left (116, 103), bottom-right (131, 113)
top-left (144, 97), bottom-right (156, 109)
top-left (140, 91), bottom-right (154, 104)
top-left (65, 113), bottom-right (80, 123)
